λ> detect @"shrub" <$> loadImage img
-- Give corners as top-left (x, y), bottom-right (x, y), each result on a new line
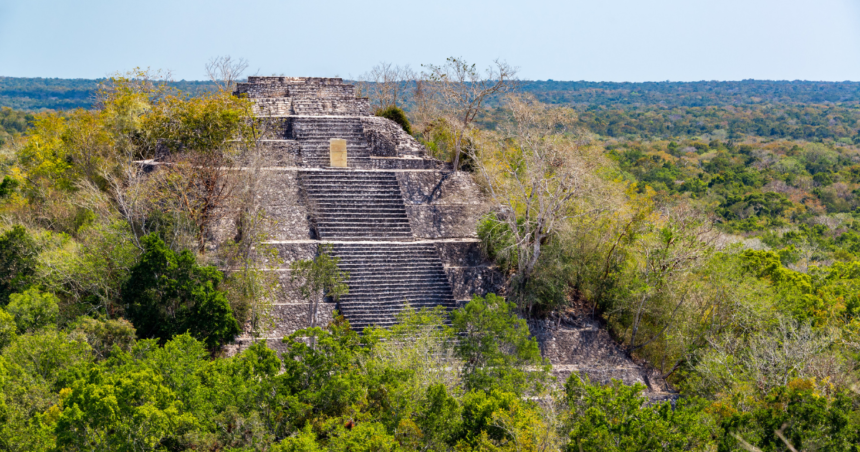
top-left (564, 374), bottom-right (714, 452)
top-left (375, 106), bottom-right (412, 135)
top-left (451, 294), bottom-right (548, 394)
top-left (6, 288), bottom-right (59, 333)
top-left (719, 381), bottom-right (860, 451)
top-left (0, 226), bottom-right (37, 305)
top-left (70, 317), bottom-right (137, 360)
top-left (0, 309), bottom-right (15, 349)
top-left (0, 176), bottom-right (18, 198)
top-left (121, 234), bottom-right (240, 348)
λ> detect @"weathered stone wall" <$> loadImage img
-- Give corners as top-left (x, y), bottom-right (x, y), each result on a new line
top-left (225, 302), bottom-right (335, 356)
top-left (291, 98), bottom-right (372, 116)
top-left (361, 117), bottom-right (424, 158)
top-left (530, 310), bottom-right (674, 398)
top-left (255, 170), bottom-right (312, 240)
top-left (404, 205), bottom-right (484, 239)
top-left (237, 77), bottom-right (372, 117)
top-left (435, 241), bottom-right (505, 301)
top-left (369, 159), bottom-right (447, 170)
top-left (223, 242), bottom-right (336, 357)
top-left (398, 172), bottom-right (488, 239)
top-left (257, 118), bottom-right (291, 140)
top-left (252, 98), bottom-right (292, 116)
top-left (237, 140), bottom-right (301, 167)
top-left (237, 77), bottom-right (355, 98)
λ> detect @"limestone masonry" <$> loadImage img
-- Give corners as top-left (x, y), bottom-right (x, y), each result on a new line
top-left (224, 77), bottom-right (669, 394)
top-left (226, 77), bottom-right (501, 355)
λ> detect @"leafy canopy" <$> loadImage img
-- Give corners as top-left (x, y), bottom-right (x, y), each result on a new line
top-left (0, 226), bottom-right (37, 305)
top-left (121, 233), bottom-right (240, 348)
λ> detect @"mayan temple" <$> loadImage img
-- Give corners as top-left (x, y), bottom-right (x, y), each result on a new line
top-left (224, 76), bottom-right (501, 354)
top-left (225, 76), bottom-right (669, 395)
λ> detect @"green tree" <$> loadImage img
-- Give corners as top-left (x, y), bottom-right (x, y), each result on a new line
top-left (121, 234), bottom-right (240, 348)
top-left (290, 244), bottom-right (349, 330)
top-left (273, 425), bottom-right (324, 452)
top-left (375, 105), bottom-right (413, 135)
top-left (719, 380), bottom-right (860, 452)
top-left (0, 330), bottom-right (92, 452)
top-left (38, 220), bottom-right (140, 320)
top-left (55, 367), bottom-right (199, 452)
top-left (359, 306), bottom-right (462, 434)
top-left (564, 375), bottom-right (713, 452)
top-left (276, 317), bottom-right (369, 433)
top-left (0, 226), bottom-right (37, 305)
top-left (0, 309), bottom-right (16, 350)
top-left (451, 294), bottom-right (548, 395)
top-left (274, 421), bottom-right (402, 452)
top-left (457, 389), bottom-right (519, 447)
top-left (5, 288), bottom-right (59, 333)
top-left (416, 384), bottom-right (462, 448)
top-left (0, 176), bottom-right (19, 199)
top-left (69, 317), bottom-right (136, 361)
top-left (326, 421), bottom-right (401, 452)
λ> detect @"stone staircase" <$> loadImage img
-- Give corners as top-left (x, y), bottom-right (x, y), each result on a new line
top-left (232, 76), bottom-right (463, 333)
top-left (300, 170), bottom-right (413, 240)
top-left (291, 117), bottom-right (373, 168)
top-left (331, 243), bottom-right (457, 330)
top-left (299, 168), bottom-right (459, 330)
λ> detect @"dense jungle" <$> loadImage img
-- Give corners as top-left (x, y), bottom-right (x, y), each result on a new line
top-left (1, 61), bottom-right (860, 451)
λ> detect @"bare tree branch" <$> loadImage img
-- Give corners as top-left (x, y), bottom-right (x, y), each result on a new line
top-left (423, 57), bottom-right (517, 170)
top-left (206, 56), bottom-right (249, 93)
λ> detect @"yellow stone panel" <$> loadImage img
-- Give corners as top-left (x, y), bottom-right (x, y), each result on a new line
top-left (330, 139), bottom-right (347, 167)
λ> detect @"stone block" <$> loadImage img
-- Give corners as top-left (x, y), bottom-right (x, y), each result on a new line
top-left (445, 267), bottom-right (505, 300)
top-left (405, 205), bottom-right (484, 239)
top-left (264, 206), bottom-right (312, 240)
top-left (238, 141), bottom-right (301, 167)
top-left (255, 302), bottom-right (336, 338)
top-left (369, 158), bottom-right (445, 170)
top-left (256, 171), bottom-right (301, 207)
top-left (270, 242), bottom-right (318, 262)
top-left (330, 139), bottom-right (347, 167)
top-left (361, 116), bottom-right (425, 158)
top-left (252, 98), bottom-right (292, 115)
top-left (270, 270), bottom-right (321, 304)
top-left (398, 171), bottom-right (486, 206)
top-left (435, 241), bottom-right (486, 266)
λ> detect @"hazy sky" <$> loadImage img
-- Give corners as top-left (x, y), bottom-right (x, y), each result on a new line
top-left (1, 0), bottom-right (859, 82)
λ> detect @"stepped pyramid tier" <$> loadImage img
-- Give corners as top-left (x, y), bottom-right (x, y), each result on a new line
top-left (235, 76), bottom-right (372, 116)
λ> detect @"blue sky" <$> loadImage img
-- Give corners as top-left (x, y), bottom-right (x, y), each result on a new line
top-left (1, 0), bottom-right (859, 81)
